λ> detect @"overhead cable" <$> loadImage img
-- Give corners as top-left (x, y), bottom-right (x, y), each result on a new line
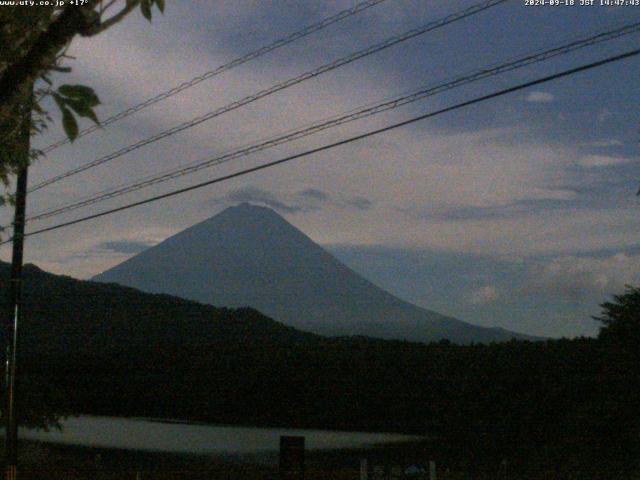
top-left (28, 0), bottom-right (508, 193)
top-left (38, 0), bottom-right (393, 154)
top-left (5, 47), bottom-right (637, 244)
top-left (25, 21), bottom-right (640, 223)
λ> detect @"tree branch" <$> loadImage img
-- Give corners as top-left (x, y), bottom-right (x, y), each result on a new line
top-left (100, 0), bottom-right (119, 15)
top-left (85, 0), bottom-right (141, 36)
top-left (0, 2), bottom-right (101, 113)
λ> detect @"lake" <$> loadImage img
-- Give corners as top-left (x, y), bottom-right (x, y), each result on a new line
top-left (21, 416), bottom-right (420, 455)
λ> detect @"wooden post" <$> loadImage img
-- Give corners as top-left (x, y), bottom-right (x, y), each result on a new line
top-left (279, 435), bottom-right (305, 480)
top-left (360, 458), bottom-right (368, 480)
top-left (429, 460), bottom-right (436, 480)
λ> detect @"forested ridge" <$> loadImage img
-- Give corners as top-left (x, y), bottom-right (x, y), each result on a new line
top-left (2, 262), bottom-right (638, 478)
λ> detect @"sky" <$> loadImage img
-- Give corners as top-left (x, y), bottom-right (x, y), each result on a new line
top-left (1, 0), bottom-right (639, 338)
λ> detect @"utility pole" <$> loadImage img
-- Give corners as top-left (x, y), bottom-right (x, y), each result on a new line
top-left (3, 87), bottom-right (31, 480)
top-left (4, 166), bottom-right (27, 480)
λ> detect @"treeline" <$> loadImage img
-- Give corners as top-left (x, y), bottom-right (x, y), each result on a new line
top-left (2, 263), bottom-right (639, 478)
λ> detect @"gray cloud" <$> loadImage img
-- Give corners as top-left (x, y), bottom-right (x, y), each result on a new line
top-left (404, 194), bottom-right (578, 222)
top-left (431, 205), bottom-right (516, 221)
top-left (299, 188), bottom-right (330, 202)
top-left (468, 285), bottom-right (500, 305)
top-left (97, 240), bottom-right (155, 255)
top-left (222, 186), bottom-right (373, 214)
top-left (578, 155), bottom-right (633, 168)
top-left (525, 253), bottom-right (640, 299)
top-left (345, 196), bottom-right (373, 211)
top-left (586, 139), bottom-right (623, 148)
top-left (526, 91), bottom-right (554, 103)
top-left (226, 186), bottom-right (303, 214)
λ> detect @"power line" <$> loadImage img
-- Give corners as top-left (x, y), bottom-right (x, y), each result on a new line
top-left (5, 47), bottom-right (637, 245)
top-left (24, 21), bottom-right (640, 223)
top-left (38, 0), bottom-right (392, 154)
top-left (28, 0), bottom-right (508, 193)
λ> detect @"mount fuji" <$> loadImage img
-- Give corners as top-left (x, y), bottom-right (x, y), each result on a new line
top-left (93, 203), bottom-right (529, 344)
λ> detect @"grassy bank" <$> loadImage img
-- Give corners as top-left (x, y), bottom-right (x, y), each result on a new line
top-left (12, 439), bottom-right (371, 480)
top-left (12, 440), bottom-right (272, 480)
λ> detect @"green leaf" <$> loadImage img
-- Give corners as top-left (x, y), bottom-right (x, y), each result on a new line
top-left (155, 0), bottom-right (165, 13)
top-left (61, 107), bottom-right (78, 142)
top-left (140, 0), bottom-right (152, 21)
top-left (58, 84), bottom-right (93, 97)
top-left (50, 66), bottom-right (72, 73)
top-left (58, 84), bottom-right (100, 107)
top-left (64, 98), bottom-right (88, 113)
top-left (52, 92), bottom-right (64, 110)
top-left (84, 108), bottom-right (99, 125)
top-left (65, 98), bottom-right (99, 125)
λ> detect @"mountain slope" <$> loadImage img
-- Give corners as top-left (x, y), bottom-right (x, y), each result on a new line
top-left (94, 203), bottom-right (528, 344)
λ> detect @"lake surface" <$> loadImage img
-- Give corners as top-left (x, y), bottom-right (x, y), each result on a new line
top-left (21, 416), bottom-right (420, 455)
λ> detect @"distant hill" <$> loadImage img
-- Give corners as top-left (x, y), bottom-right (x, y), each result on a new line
top-left (0, 262), bottom-right (316, 357)
top-left (94, 203), bottom-right (529, 344)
